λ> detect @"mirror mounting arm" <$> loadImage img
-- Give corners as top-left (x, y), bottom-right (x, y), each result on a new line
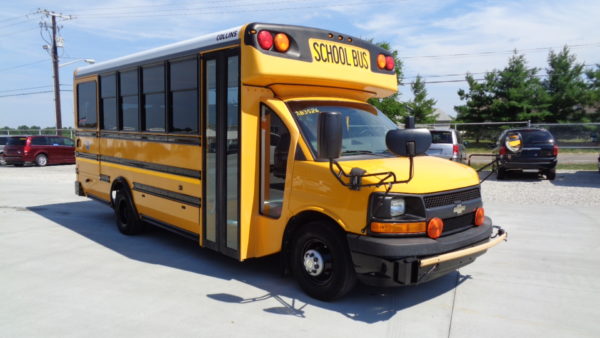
top-left (328, 156), bottom-right (415, 192)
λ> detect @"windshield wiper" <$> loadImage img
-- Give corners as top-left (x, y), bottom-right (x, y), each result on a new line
top-left (341, 150), bottom-right (374, 155)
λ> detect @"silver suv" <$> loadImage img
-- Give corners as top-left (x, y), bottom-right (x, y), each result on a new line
top-left (425, 129), bottom-right (465, 162)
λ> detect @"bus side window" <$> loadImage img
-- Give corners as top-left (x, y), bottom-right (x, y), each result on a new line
top-left (260, 105), bottom-right (290, 219)
top-left (77, 81), bottom-right (97, 129)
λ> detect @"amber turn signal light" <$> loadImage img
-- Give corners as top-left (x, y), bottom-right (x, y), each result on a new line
top-left (427, 217), bottom-right (444, 239)
top-left (371, 222), bottom-right (426, 234)
top-left (474, 207), bottom-right (485, 226)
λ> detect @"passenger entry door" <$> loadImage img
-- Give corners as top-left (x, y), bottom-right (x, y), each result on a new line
top-left (203, 48), bottom-right (240, 258)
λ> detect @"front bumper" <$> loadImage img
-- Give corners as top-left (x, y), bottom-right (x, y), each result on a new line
top-left (347, 217), bottom-right (507, 287)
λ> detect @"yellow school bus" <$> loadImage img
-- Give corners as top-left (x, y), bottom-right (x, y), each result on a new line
top-left (73, 23), bottom-right (507, 300)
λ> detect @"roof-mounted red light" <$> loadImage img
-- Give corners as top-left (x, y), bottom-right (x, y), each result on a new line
top-left (257, 30), bottom-right (273, 50)
top-left (385, 56), bottom-right (395, 71)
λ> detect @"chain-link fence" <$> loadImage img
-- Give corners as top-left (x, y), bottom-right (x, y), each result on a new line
top-left (0, 129), bottom-right (75, 138)
top-left (417, 122), bottom-right (600, 150)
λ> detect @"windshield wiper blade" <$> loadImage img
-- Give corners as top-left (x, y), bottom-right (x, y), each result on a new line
top-left (341, 150), bottom-right (374, 155)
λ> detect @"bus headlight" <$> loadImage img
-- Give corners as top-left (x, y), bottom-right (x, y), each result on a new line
top-left (372, 196), bottom-right (405, 218)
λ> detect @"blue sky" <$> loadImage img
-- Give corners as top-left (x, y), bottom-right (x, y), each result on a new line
top-left (1, 0), bottom-right (599, 128)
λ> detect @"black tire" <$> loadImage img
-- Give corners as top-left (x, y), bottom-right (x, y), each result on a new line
top-left (545, 168), bottom-right (556, 180)
top-left (496, 167), bottom-right (506, 180)
top-left (291, 222), bottom-right (356, 301)
top-left (35, 153), bottom-right (48, 166)
top-left (114, 190), bottom-right (145, 235)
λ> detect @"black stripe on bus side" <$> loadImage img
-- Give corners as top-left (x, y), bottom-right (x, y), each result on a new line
top-left (75, 152), bottom-right (99, 161)
top-left (76, 131), bottom-right (99, 137)
top-left (141, 215), bottom-right (199, 242)
top-left (133, 182), bottom-right (201, 208)
top-left (100, 132), bottom-right (201, 146)
top-left (100, 155), bottom-right (201, 180)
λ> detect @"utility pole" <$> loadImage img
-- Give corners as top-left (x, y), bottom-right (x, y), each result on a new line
top-left (38, 9), bottom-right (73, 135)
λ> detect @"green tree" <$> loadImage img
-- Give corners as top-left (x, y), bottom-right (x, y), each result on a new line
top-left (17, 125), bottom-right (29, 130)
top-left (456, 52), bottom-right (549, 123)
top-left (367, 41), bottom-right (407, 124)
top-left (455, 52), bottom-right (550, 142)
top-left (543, 46), bottom-right (589, 122)
top-left (586, 64), bottom-right (600, 120)
top-left (406, 75), bottom-right (437, 124)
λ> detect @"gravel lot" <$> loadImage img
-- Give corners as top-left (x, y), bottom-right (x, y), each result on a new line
top-left (480, 170), bottom-right (600, 207)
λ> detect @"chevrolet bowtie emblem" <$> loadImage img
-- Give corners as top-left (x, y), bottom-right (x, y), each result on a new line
top-left (453, 204), bottom-right (466, 215)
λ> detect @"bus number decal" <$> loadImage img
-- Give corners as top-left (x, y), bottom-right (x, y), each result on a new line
top-left (310, 39), bottom-right (369, 70)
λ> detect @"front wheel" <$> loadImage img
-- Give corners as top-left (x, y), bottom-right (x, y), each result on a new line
top-left (291, 222), bottom-right (356, 301)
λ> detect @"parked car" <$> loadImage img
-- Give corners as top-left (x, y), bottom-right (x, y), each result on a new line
top-left (494, 128), bottom-right (558, 180)
top-left (425, 129), bottom-right (465, 162)
top-left (3, 135), bottom-right (75, 166)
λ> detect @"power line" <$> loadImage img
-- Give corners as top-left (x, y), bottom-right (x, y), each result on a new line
top-left (0, 89), bottom-right (72, 98)
top-left (0, 60), bottom-right (48, 73)
top-left (0, 26), bottom-right (39, 38)
top-left (0, 14), bottom-right (30, 24)
top-left (0, 84), bottom-right (72, 94)
top-left (0, 18), bottom-right (32, 30)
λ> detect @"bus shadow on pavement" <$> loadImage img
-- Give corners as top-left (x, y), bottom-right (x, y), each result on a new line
top-left (29, 200), bottom-right (470, 324)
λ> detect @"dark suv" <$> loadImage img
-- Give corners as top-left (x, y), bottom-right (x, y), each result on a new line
top-left (494, 128), bottom-right (558, 180)
top-left (3, 135), bottom-right (75, 166)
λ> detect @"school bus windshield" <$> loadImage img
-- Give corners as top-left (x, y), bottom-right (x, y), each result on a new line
top-left (289, 101), bottom-right (398, 158)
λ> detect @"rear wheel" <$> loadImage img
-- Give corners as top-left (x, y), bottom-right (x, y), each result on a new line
top-left (114, 191), bottom-right (145, 235)
top-left (496, 167), bottom-right (506, 180)
top-left (35, 154), bottom-right (48, 166)
top-left (545, 168), bottom-right (556, 180)
top-left (291, 222), bottom-right (356, 301)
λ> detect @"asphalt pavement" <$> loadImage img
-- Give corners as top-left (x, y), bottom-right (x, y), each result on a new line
top-left (1, 165), bottom-right (599, 337)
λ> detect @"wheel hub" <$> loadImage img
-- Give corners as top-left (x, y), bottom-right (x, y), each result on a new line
top-left (303, 249), bottom-right (324, 276)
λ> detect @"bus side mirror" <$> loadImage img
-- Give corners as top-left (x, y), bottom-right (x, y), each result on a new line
top-left (386, 128), bottom-right (432, 157)
top-left (317, 111), bottom-right (343, 160)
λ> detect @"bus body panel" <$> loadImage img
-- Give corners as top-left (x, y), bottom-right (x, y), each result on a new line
top-left (241, 47), bottom-right (396, 99)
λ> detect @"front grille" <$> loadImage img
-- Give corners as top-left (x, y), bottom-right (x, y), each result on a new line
top-left (424, 187), bottom-right (481, 208)
top-left (443, 212), bottom-right (475, 235)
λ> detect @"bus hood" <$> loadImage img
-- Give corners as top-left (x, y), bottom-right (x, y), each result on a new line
top-left (337, 155), bottom-right (479, 194)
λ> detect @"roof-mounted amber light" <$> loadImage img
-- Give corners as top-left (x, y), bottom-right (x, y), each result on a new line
top-left (377, 54), bottom-right (386, 69)
top-left (274, 33), bottom-right (290, 52)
